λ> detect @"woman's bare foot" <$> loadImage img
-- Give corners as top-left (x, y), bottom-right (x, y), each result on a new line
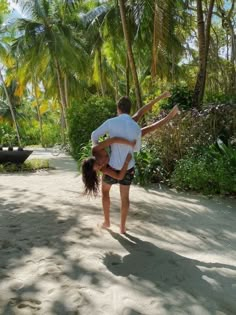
top-left (120, 226), bottom-right (126, 234)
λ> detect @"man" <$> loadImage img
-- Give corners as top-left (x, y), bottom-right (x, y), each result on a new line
top-left (91, 96), bottom-right (141, 234)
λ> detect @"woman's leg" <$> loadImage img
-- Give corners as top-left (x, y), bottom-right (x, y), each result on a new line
top-left (101, 181), bottom-right (112, 228)
top-left (141, 105), bottom-right (179, 137)
top-left (141, 122), bottom-right (161, 137)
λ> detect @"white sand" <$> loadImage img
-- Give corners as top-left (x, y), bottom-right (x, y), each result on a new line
top-left (0, 148), bottom-right (236, 315)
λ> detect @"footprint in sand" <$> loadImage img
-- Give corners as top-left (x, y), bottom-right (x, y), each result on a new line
top-left (47, 288), bottom-right (56, 294)
top-left (57, 219), bottom-right (66, 224)
top-left (10, 280), bottom-right (24, 291)
top-left (37, 263), bottom-right (62, 277)
top-left (9, 298), bottom-right (41, 311)
top-left (122, 307), bottom-right (143, 315)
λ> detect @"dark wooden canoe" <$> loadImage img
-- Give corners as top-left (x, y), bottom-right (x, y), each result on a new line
top-left (0, 149), bottom-right (33, 164)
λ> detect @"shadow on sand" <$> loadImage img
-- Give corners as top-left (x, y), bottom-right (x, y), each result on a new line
top-left (103, 230), bottom-right (236, 315)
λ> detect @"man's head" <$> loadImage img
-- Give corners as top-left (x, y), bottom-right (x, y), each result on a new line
top-left (117, 96), bottom-right (132, 115)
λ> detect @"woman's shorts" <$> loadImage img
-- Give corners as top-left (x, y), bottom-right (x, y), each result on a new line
top-left (103, 167), bottom-right (135, 186)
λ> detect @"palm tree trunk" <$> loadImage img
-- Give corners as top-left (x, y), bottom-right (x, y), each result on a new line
top-left (217, 0), bottom-right (235, 93)
top-left (33, 80), bottom-right (43, 145)
top-left (193, 0), bottom-right (215, 109)
top-left (226, 34), bottom-right (229, 61)
top-left (118, 0), bottom-right (142, 109)
top-left (98, 48), bottom-right (105, 96)
top-left (64, 74), bottom-right (69, 108)
top-left (54, 58), bottom-right (68, 130)
top-left (114, 64), bottom-right (119, 101)
top-left (0, 69), bottom-right (21, 146)
top-left (151, 0), bottom-right (158, 81)
top-left (125, 53), bottom-right (130, 96)
top-left (171, 50), bottom-right (175, 83)
top-left (228, 22), bottom-right (236, 93)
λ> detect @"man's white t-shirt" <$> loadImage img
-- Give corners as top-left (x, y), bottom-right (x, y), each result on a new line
top-left (91, 114), bottom-right (141, 170)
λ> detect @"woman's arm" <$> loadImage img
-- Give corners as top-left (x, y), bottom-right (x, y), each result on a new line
top-left (132, 91), bottom-right (171, 122)
top-left (92, 137), bottom-right (136, 154)
top-left (102, 153), bottom-right (132, 180)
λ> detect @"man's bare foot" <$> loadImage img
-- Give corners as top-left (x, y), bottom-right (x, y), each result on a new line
top-left (101, 222), bottom-right (110, 229)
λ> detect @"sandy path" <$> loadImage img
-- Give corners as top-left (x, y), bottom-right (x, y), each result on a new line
top-left (0, 149), bottom-right (236, 315)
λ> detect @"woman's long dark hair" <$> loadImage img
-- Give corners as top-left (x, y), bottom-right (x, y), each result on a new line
top-left (81, 157), bottom-right (100, 196)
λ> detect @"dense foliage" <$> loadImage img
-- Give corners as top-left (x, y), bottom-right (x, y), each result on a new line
top-left (0, 0), bottom-right (235, 194)
top-left (171, 142), bottom-right (236, 194)
top-left (0, 159), bottom-right (50, 172)
top-left (67, 96), bottom-right (116, 159)
top-left (134, 103), bottom-right (236, 194)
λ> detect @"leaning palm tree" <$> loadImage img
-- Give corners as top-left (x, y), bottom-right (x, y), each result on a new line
top-left (79, 2), bottom-right (124, 98)
top-left (127, 0), bottom-right (189, 84)
top-left (80, 0), bottom-right (143, 107)
top-left (11, 0), bottom-right (88, 133)
top-left (0, 14), bottom-right (22, 146)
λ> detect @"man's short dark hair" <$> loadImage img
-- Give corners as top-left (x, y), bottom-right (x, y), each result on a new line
top-left (117, 96), bottom-right (132, 114)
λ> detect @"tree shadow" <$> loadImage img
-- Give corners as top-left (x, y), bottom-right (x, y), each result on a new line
top-left (103, 230), bottom-right (236, 314)
top-left (0, 188), bottom-right (102, 314)
top-left (1, 171), bottom-right (236, 315)
top-left (128, 190), bottom-right (236, 254)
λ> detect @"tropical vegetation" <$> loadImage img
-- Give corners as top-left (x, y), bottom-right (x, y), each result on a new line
top-left (0, 0), bottom-right (235, 194)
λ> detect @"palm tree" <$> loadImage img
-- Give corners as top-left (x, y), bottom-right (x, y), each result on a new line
top-left (216, 0), bottom-right (236, 95)
top-left (193, 0), bottom-right (215, 108)
top-left (125, 0), bottom-right (189, 87)
top-left (0, 12), bottom-right (22, 146)
top-left (11, 0), bottom-right (88, 135)
top-left (118, 0), bottom-right (142, 108)
top-left (79, 1), bottom-right (134, 100)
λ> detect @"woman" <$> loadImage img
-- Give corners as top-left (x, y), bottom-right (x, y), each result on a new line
top-left (82, 91), bottom-right (179, 195)
top-left (82, 138), bottom-right (135, 195)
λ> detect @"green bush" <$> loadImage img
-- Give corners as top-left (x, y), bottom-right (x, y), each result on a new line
top-left (19, 119), bottom-right (61, 147)
top-left (19, 120), bottom-right (40, 145)
top-left (77, 140), bottom-right (93, 170)
top-left (41, 124), bottom-right (61, 147)
top-left (68, 95), bottom-right (116, 159)
top-left (0, 159), bottom-right (50, 173)
top-left (134, 103), bottom-right (235, 189)
top-left (0, 122), bottom-right (16, 146)
top-left (161, 85), bottom-right (194, 110)
top-left (134, 143), bottom-right (168, 186)
top-left (205, 92), bottom-right (236, 104)
top-left (170, 142), bottom-right (236, 194)
top-left (144, 103), bottom-right (236, 174)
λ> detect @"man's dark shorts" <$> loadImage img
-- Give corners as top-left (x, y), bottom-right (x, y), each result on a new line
top-left (103, 166), bottom-right (135, 186)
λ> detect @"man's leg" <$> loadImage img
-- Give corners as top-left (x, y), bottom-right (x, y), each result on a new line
top-left (119, 184), bottom-right (131, 234)
top-left (102, 181), bottom-right (112, 228)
